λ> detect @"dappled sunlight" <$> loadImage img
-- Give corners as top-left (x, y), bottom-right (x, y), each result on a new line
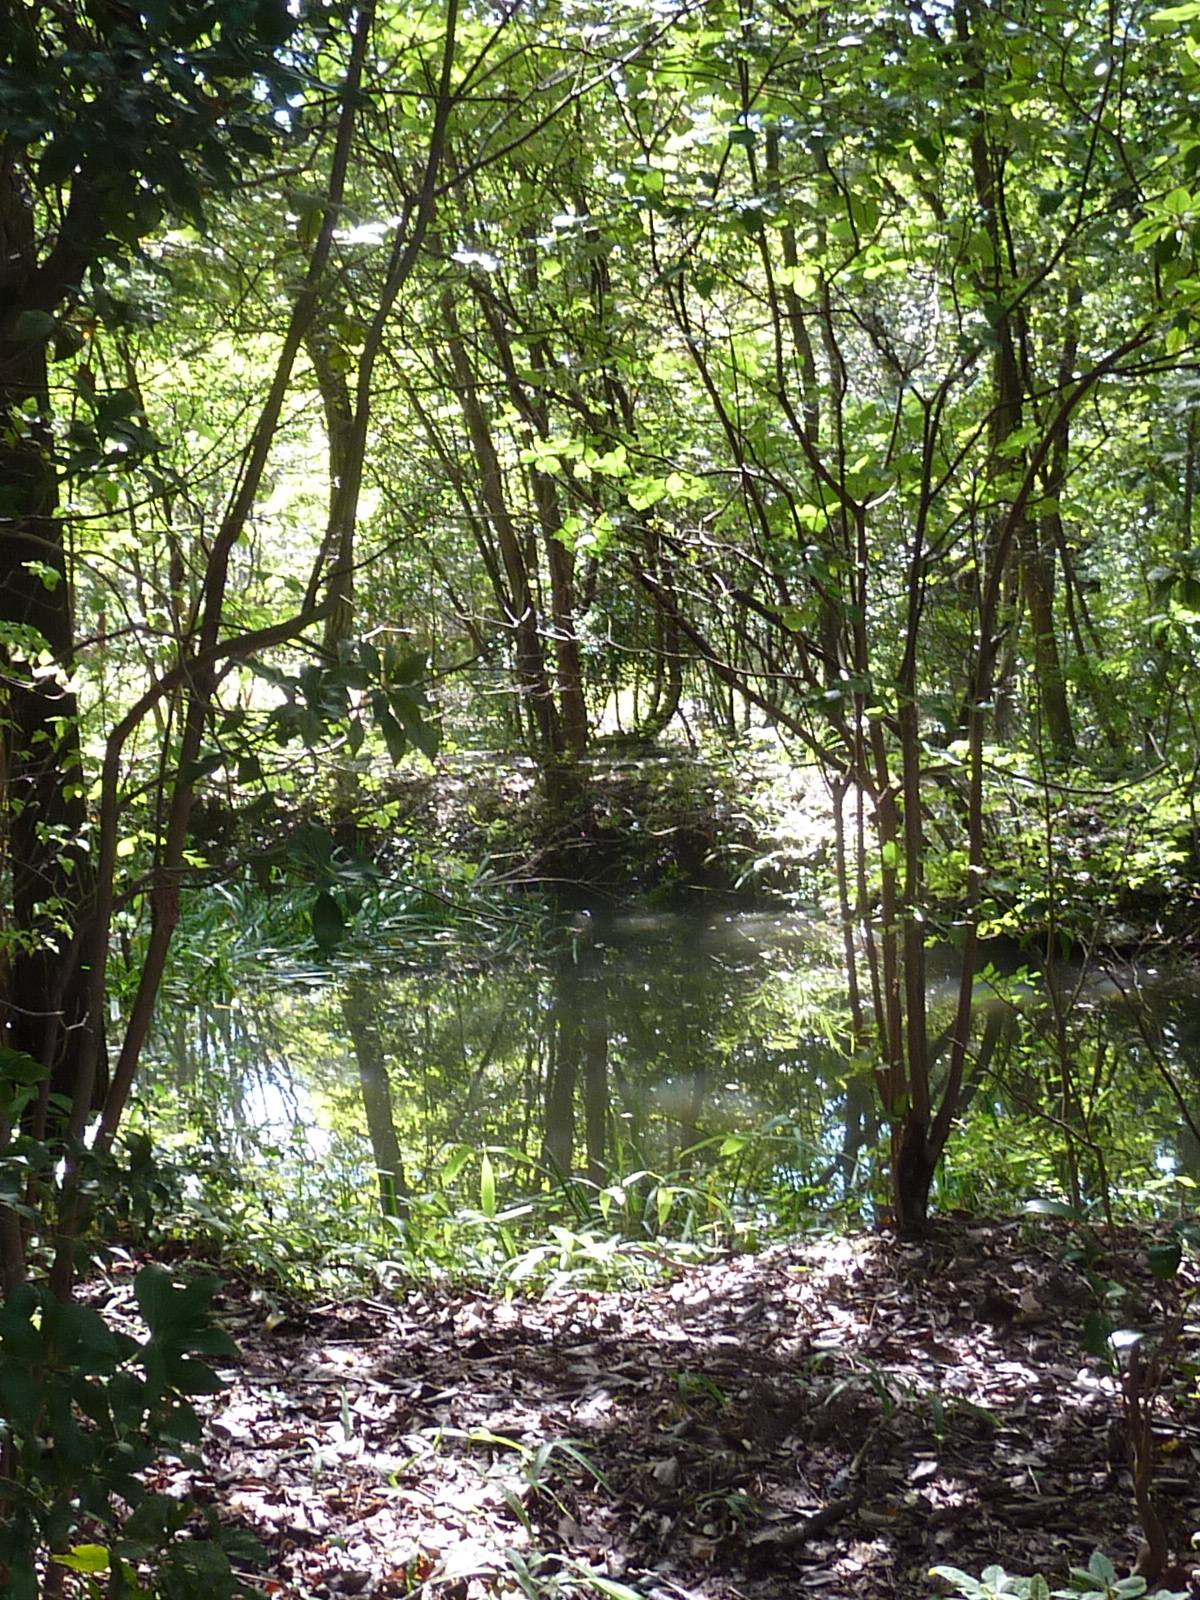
top-left (87, 1217), bottom-right (1195, 1599)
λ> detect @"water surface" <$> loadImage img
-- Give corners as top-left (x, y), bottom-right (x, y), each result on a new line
top-left (143, 907), bottom-right (1200, 1233)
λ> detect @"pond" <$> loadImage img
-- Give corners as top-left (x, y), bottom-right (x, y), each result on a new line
top-left (138, 903), bottom-right (1200, 1277)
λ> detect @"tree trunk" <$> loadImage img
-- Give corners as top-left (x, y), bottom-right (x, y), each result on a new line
top-left (891, 1113), bottom-right (939, 1232)
top-left (442, 299), bottom-right (567, 789)
top-left (1019, 517), bottom-right (1077, 760)
top-left (0, 312), bottom-right (100, 1129)
top-left (306, 328), bottom-right (358, 653)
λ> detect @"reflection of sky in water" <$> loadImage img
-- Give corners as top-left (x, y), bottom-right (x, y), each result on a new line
top-left (239, 1075), bottom-right (333, 1155)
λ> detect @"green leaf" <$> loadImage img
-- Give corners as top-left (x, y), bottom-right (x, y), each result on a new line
top-left (289, 821), bottom-right (335, 868)
top-left (480, 1152), bottom-right (496, 1218)
top-left (1147, 1239), bottom-right (1183, 1278)
top-left (0, 1283), bottom-right (50, 1363)
top-left (253, 0), bottom-right (294, 46)
top-left (134, 1264), bottom-right (179, 1334)
top-left (1082, 1309), bottom-right (1114, 1358)
top-left (441, 1145), bottom-right (474, 1184)
top-left (0, 1049), bottom-right (48, 1085)
top-left (134, 1266), bottom-right (233, 1356)
top-left (563, 1559), bottom-right (648, 1599)
top-left (178, 751), bottom-right (223, 786)
top-left (53, 1545), bottom-right (110, 1574)
top-left (3, 1562), bottom-right (37, 1600)
top-left (52, 1300), bottom-right (122, 1369)
top-left (928, 1574), bottom-right (977, 1599)
top-left (388, 648), bottom-right (427, 686)
top-left (311, 891), bottom-right (345, 953)
top-left (1149, 1), bottom-right (1200, 32)
top-left (123, 1492), bottom-right (189, 1544)
top-left (375, 705), bottom-right (409, 764)
top-left (11, 309), bottom-right (57, 344)
top-left (387, 687), bottom-right (435, 755)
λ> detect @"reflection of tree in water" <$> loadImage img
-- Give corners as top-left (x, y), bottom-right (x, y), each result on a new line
top-left (1095, 971), bottom-right (1200, 1186)
top-left (543, 938), bottom-right (608, 1184)
top-left (144, 925), bottom-right (1200, 1221)
top-left (340, 977), bottom-right (409, 1217)
top-left (943, 964), bottom-right (1200, 1210)
top-left (553, 913), bottom-right (854, 1187)
top-left (272, 918), bottom-right (855, 1204)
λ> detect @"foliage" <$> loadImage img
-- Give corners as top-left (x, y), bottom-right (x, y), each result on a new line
top-left (137, 1125), bottom-right (732, 1296)
top-left (135, 846), bottom-right (555, 1007)
top-left (502, 1550), bottom-right (646, 1600)
top-left (13, 0), bottom-right (1200, 1322)
top-left (930, 1552), bottom-right (1188, 1600)
top-left (0, 1266), bottom-right (260, 1598)
top-left (115, 860), bottom-right (1200, 1299)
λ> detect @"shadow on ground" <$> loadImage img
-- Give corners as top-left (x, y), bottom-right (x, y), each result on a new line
top-left (118, 1219), bottom-right (1200, 1598)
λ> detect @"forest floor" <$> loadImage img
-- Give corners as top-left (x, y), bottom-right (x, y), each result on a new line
top-left (110, 1217), bottom-right (1200, 1600)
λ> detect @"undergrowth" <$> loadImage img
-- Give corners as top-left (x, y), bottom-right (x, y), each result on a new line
top-left (125, 1122), bottom-right (837, 1298)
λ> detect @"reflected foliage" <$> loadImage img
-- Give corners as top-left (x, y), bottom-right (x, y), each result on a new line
top-left (134, 911), bottom-right (1200, 1291)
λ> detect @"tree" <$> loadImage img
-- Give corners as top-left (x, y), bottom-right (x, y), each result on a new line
top-left (1, 0), bottom-right (709, 1298)
top-left (523, 0), bottom-right (1200, 1225)
top-left (0, 0), bottom-right (436, 1297)
top-left (0, 0), bottom-right (312, 1132)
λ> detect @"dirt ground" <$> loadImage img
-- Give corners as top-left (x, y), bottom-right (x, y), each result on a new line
top-left (121, 1219), bottom-right (1200, 1598)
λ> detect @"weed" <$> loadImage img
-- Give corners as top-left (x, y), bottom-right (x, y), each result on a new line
top-left (930, 1550), bottom-right (1188, 1599)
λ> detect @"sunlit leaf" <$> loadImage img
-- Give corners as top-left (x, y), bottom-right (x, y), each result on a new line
top-left (52, 1545), bottom-right (109, 1574)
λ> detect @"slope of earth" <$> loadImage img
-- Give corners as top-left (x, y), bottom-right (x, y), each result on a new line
top-left (111, 1220), bottom-right (1200, 1599)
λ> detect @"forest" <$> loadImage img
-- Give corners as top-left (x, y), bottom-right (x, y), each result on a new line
top-left (6, 0), bottom-right (1200, 1593)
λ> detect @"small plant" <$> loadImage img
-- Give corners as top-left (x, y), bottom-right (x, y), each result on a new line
top-left (930, 1564), bottom-right (1045, 1599)
top-left (0, 1265), bottom-right (261, 1599)
top-left (503, 1547), bottom-right (648, 1599)
top-left (929, 1551), bottom-right (1188, 1600)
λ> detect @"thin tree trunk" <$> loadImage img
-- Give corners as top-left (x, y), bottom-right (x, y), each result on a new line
top-left (442, 297), bottom-right (565, 782)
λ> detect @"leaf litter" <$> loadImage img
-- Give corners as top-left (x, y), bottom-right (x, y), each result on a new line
top-left (87, 1219), bottom-right (1200, 1599)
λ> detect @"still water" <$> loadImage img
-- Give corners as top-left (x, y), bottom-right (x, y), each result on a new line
top-left (143, 906), bottom-right (1200, 1231)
